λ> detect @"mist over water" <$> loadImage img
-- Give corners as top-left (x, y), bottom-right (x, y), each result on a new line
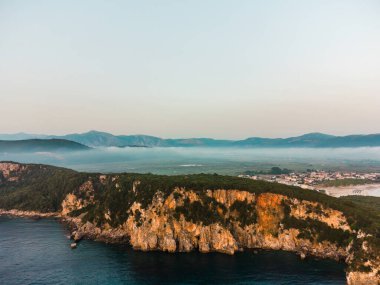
top-left (1, 147), bottom-right (380, 175)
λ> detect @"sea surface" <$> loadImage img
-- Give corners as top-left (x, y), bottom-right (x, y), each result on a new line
top-left (0, 216), bottom-right (347, 285)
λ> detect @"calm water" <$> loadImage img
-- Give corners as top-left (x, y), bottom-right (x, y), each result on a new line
top-left (0, 216), bottom-right (346, 285)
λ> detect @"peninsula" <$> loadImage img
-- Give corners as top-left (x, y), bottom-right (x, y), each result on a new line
top-left (0, 162), bottom-right (379, 285)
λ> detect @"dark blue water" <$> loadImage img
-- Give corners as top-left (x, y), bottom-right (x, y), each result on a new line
top-left (0, 216), bottom-right (346, 285)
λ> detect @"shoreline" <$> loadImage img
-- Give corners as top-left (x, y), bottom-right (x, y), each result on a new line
top-left (320, 183), bottom-right (380, 197)
top-left (2, 209), bottom-right (378, 284)
top-left (0, 209), bottom-right (59, 218)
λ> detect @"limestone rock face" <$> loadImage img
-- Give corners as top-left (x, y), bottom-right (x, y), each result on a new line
top-left (207, 189), bottom-right (255, 207)
top-left (347, 271), bottom-right (380, 285)
top-left (0, 162), bottom-right (27, 182)
top-left (198, 224), bottom-right (238, 254)
top-left (61, 181), bottom-right (95, 216)
top-left (256, 193), bottom-right (285, 235)
top-left (61, 194), bottom-right (82, 216)
top-left (290, 199), bottom-right (351, 231)
top-left (60, 186), bottom-right (379, 285)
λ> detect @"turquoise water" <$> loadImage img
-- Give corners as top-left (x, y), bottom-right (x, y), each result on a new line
top-left (0, 216), bottom-right (347, 284)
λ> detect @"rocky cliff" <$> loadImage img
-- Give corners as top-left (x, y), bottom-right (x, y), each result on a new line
top-left (0, 162), bottom-right (379, 285)
top-left (62, 178), bottom-right (379, 285)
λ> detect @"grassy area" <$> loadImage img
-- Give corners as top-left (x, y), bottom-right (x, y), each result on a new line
top-left (318, 178), bottom-right (376, 187)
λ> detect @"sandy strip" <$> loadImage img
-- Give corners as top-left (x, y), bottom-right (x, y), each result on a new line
top-left (319, 183), bottom-right (380, 197)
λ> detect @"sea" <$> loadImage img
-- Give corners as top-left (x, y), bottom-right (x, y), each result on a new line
top-left (0, 216), bottom-right (347, 285)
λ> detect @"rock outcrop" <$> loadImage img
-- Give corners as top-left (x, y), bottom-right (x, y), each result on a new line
top-left (0, 209), bottom-right (58, 218)
top-left (347, 271), bottom-right (380, 285)
top-left (61, 187), bottom-right (379, 284)
top-left (1, 162), bottom-right (379, 284)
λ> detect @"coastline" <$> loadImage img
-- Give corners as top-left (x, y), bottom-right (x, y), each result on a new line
top-left (2, 208), bottom-right (378, 285)
top-left (0, 209), bottom-right (59, 218)
top-left (321, 183), bottom-right (380, 197)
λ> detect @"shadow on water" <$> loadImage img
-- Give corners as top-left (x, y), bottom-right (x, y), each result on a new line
top-left (106, 243), bottom-right (346, 285)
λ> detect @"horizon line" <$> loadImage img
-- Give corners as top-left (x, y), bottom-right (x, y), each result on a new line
top-left (1, 130), bottom-right (380, 141)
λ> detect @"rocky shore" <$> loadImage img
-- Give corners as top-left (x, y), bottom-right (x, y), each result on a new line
top-left (60, 189), bottom-right (379, 285)
top-left (1, 162), bottom-right (379, 285)
top-left (1, 202), bottom-right (378, 285)
top-left (0, 209), bottom-right (59, 218)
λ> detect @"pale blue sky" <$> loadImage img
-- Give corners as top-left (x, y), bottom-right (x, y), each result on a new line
top-left (0, 0), bottom-right (379, 138)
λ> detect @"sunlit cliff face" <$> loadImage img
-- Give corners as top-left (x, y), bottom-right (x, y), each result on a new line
top-left (60, 178), bottom-right (378, 285)
top-left (0, 162), bottom-right (379, 285)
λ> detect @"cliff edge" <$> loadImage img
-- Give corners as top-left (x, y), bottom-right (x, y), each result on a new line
top-left (0, 162), bottom-right (379, 285)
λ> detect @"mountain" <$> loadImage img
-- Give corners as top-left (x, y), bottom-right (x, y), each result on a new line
top-left (55, 131), bottom-right (233, 147)
top-left (1, 131), bottom-right (380, 148)
top-left (0, 139), bottom-right (90, 153)
top-left (56, 131), bottom-right (124, 147)
top-left (0, 162), bottom-right (379, 284)
top-left (234, 133), bottom-right (338, 147)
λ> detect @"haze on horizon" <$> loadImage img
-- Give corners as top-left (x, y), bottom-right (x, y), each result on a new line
top-left (0, 0), bottom-right (379, 139)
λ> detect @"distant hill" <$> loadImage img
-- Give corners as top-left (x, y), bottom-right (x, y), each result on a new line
top-left (0, 139), bottom-right (90, 153)
top-left (0, 131), bottom-right (380, 148)
top-left (232, 133), bottom-right (380, 147)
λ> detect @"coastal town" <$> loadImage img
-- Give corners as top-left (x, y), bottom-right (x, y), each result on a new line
top-left (238, 169), bottom-right (380, 196)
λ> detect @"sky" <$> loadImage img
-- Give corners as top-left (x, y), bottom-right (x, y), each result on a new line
top-left (0, 0), bottom-right (379, 139)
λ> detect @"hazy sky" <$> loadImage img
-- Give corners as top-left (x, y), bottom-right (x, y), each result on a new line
top-left (0, 0), bottom-right (379, 139)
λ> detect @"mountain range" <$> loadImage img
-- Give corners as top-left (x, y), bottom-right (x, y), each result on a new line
top-left (0, 131), bottom-right (380, 148)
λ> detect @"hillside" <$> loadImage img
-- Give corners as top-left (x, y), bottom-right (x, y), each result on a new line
top-left (1, 131), bottom-right (380, 148)
top-left (0, 139), bottom-right (90, 153)
top-left (0, 162), bottom-right (378, 284)
top-left (45, 131), bottom-right (380, 148)
top-left (55, 131), bottom-right (233, 147)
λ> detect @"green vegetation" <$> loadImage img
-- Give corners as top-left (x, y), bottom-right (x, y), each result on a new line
top-left (0, 163), bottom-right (87, 212)
top-left (338, 196), bottom-right (380, 272)
top-left (340, 196), bottom-right (380, 219)
top-left (318, 178), bottom-right (376, 187)
top-left (243, 167), bottom-right (292, 176)
top-left (230, 199), bottom-right (257, 226)
top-left (282, 216), bottom-right (352, 247)
top-left (174, 196), bottom-right (227, 226)
top-left (305, 203), bottom-right (328, 217)
top-left (281, 201), bottom-right (352, 248)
